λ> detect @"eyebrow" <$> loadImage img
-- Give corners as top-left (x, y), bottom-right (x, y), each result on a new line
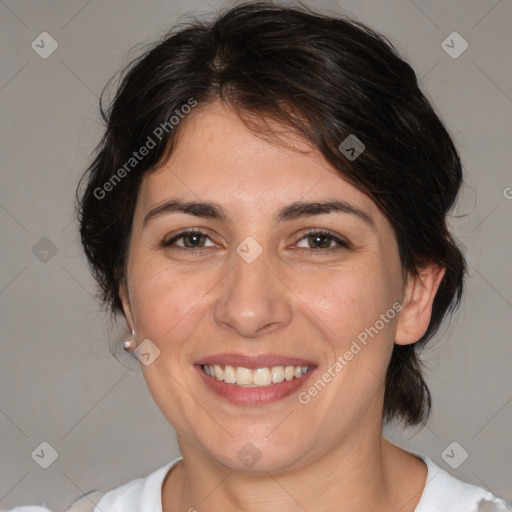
top-left (143, 198), bottom-right (375, 229)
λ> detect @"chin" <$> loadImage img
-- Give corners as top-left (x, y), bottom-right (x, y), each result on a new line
top-left (199, 434), bottom-right (311, 475)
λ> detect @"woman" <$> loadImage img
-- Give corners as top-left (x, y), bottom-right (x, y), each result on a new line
top-left (5, 2), bottom-right (511, 511)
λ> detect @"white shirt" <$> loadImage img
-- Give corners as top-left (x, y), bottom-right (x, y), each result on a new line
top-left (3, 450), bottom-right (511, 512)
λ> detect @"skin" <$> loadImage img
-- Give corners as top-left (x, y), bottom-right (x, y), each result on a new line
top-left (120, 100), bottom-right (445, 512)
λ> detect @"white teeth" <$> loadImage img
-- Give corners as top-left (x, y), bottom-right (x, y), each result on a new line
top-left (235, 366), bottom-right (253, 386)
top-left (224, 365), bottom-right (236, 383)
top-left (284, 366), bottom-right (295, 381)
top-left (253, 368), bottom-right (272, 386)
top-left (203, 364), bottom-right (311, 387)
top-left (214, 364), bottom-right (223, 381)
top-left (271, 366), bottom-right (284, 383)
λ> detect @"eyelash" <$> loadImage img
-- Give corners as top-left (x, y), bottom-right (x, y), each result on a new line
top-left (162, 228), bottom-right (351, 254)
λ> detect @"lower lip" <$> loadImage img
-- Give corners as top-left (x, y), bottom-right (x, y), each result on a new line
top-left (195, 365), bottom-right (316, 406)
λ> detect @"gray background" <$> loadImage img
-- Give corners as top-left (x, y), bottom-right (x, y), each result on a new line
top-left (1, 0), bottom-right (511, 509)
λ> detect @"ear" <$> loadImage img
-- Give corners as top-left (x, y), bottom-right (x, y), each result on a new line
top-left (119, 281), bottom-right (135, 332)
top-left (395, 263), bottom-right (446, 345)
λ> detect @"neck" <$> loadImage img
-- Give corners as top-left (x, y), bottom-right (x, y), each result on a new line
top-left (163, 431), bottom-right (425, 512)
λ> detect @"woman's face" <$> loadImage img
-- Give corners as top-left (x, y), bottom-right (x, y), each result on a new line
top-left (121, 101), bottom-right (433, 472)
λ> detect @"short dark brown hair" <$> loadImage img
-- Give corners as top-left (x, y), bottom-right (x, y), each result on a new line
top-left (76, 1), bottom-right (467, 428)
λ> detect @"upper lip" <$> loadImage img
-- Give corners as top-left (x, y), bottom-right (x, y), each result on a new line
top-left (196, 353), bottom-right (317, 369)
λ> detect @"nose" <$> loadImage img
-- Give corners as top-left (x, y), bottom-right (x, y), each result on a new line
top-left (213, 242), bottom-right (293, 339)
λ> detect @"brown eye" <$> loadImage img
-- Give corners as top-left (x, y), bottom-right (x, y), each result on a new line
top-left (295, 230), bottom-right (350, 252)
top-left (163, 230), bottom-right (215, 249)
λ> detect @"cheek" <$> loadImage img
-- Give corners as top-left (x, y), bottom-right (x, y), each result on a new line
top-left (288, 264), bottom-right (399, 434)
top-left (128, 258), bottom-right (217, 353)
top-left (126, 259), bottom-right (218, 429)
top-left (295, 260), bottom-right (400, 407)
top-left (296, 260), bottom-right (397, 343)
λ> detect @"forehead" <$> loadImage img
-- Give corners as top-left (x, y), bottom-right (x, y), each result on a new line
top-left (137, 101), bottom-right (383, 226)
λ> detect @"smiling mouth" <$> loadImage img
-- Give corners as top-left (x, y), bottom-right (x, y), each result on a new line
top-left (202, 364), bottom-right (312, 387)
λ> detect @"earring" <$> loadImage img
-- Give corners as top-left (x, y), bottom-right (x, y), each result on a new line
top-left (122, 329), bottom-right (136, 353)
